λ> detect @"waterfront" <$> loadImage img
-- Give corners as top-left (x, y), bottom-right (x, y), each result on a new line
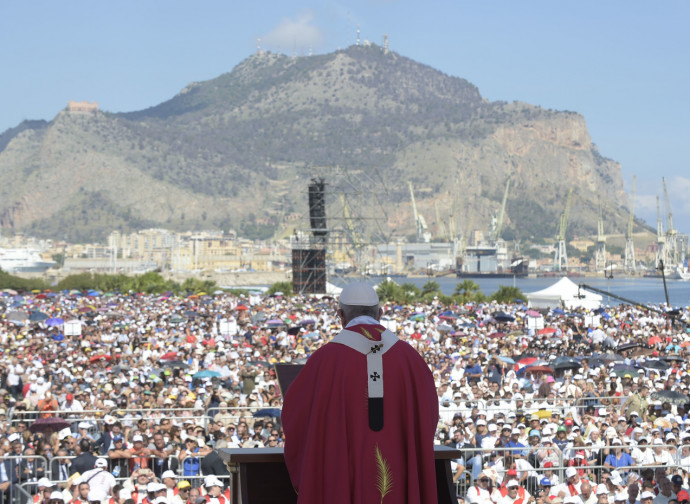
top-left (330, 275), bottom-right (690, 307)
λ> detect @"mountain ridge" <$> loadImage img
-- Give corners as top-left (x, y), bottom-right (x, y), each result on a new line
top-left (0, 45), bottom-right (628, 243)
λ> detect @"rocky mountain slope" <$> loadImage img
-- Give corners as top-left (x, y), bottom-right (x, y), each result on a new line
top-left (0, 45), bottom-right (629, 243)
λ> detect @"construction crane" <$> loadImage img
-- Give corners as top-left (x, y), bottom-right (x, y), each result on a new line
top-left (655, 195), bottom-right (667, 269)
top-left (492, 176), bottom-right (511, 243)
top-left (408, 181), bottom-right (431, 243)
top-left (594, 201), bottom-right (606, 271)
top-left (663, 177), bottom-right (678, 266)
top-left (624, 176), bottom-right (636, 273)
top-left (554, 188), bottom-right (573, 271)
top-left (434, 200), bottom-right (449, 241)
top-left (340, 194), bottom-right (363, 270)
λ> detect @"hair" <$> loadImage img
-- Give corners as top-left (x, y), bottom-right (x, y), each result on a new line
top-left (79, 439), bottom-right (91, 453)
top-left (339, 303), bottom-right (379, 322)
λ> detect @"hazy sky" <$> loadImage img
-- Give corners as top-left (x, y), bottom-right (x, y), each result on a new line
top-left (1, 1), bottom-right (688, 236)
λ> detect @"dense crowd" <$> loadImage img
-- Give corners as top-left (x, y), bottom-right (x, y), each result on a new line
top-left (0, 287), bottom-right (689, 504)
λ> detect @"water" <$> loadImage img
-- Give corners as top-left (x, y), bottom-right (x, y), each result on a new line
top-left (331, 275), bottom-right (690, 307)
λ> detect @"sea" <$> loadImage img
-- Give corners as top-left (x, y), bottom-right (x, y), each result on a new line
top-left (329, 275), bottom-right (690, 308)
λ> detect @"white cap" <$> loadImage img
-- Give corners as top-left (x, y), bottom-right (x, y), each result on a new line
top-left (94, 458), bottom-right (108, 468)
top-left (132, 434), bottom-right (144, 442)
top-left (146, 482), bottom-right (166, 493)
top-left (565, 467), bottom-right (578, 478)
top-left (49, 491), bottom-right (65, 502)
top-left (204, 476), bottom-right (223, 488)
top-left (615, 493), bottom-right (627, 502)
top-left (476, 419), bottom-right (486, 426)
top-left (488, 424), bottom-right (497, 432)
top-left (37, 477), bottom-right (54, 488)
top-left (506, 480), bottom-right (520, 488)
top-left (596, 486), bottom-right (609, 496)
top-left (641, 492), bottom-right (656, 500)
top-left (161, 470), bottom-right (176, 480)
top-left (339, 282), bottom-right (379, 306)
top-left (58, 428), bottom-right (72, 440)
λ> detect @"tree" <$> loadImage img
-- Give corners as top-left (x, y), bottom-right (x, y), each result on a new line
top-left (267, 281), bottom-right (293, 297)
top-left (376, 279), bottom-right (401, 303)
top-left (454, 279), bottom-right (483, 303)
top-left (490, 285), bottom-right (527, 304)
top-left (421, 280), bottom-right (440, 296)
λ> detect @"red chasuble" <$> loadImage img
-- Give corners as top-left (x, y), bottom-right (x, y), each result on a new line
top-left (283, 323), bottom-right (439, 504)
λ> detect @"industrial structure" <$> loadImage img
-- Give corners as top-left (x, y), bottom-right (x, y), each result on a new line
top-left (553, 188), bottom-right (573, 272)
top-left (624, 176), bottom-right (636, 273)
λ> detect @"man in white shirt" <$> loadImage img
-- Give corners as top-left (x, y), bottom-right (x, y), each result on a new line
top-left (495, 479), bottom-right (532, 504)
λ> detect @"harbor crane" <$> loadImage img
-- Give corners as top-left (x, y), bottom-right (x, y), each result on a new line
top-left (434, 200), bottom-right (449, 241)
top-left (594, 201), bottom-right (606, 271)
top-left (408, 181), bottom-right (431, 243)
top-left (491, 176), bottom-right (511, 243)
top-left (554, 188), bottom-right (573, 272)
top-left (663, 177), bottom-right (679, 266)
top-left (624, 176), bottom-right (636, 273)
top-left (655, 195), bottom-right (667, 269)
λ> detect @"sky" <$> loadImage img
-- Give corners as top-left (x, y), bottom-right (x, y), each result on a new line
top-left (1, 0), bottom-right (689, 237)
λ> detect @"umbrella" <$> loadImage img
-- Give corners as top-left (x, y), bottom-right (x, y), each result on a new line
top-left (6, 310), bottom-right (29, 321)
top-left (266, 319), bottom-right (286, 327)
top-left (488, 332), bottom-right (506, 339)
top-left (553, 360), bottom-right (582, 371)
top-left (498, 356), bottom-right (516, 365)
top-left (169, 315), bottom-right (186, 324)
top-left (437, 324), bottom-right (454, 333)
top-left (299, 319), bottom-right (316, 326)
top-left (29, 417), bottom-right (71, 434)
top-left (287, 327), bottom-right (301, 336)
top-left (236, 305), bottom-right (249, 311)
top-left (662, 355), bottom-right (684, 363)
top-left (183, 310), bottom-right (199, 318)
top-left (493, 312), bottom-right (516, 323)
top-left (630, 347), bottom-right (656, 357)
top-left (159, 352), bottom-right (178, 361)
top-left (193, 370), bottom-right (221, 379)
top-left (518, 357), bottom-right (539, 366)
top-left (161, 360), bottom-right (188, 369)
top-left (89, 354), bottom-right (112, 363)
top-left (46, 317), bottom-right (65, 326)
top-left (651, 390), bottom-right (689, 405)
top-left (537, 327), bottom-right (558, 335)
top-left (29, 311), bottom-right (49, 322)
top-left (526, 310), bottom-right (542, 317)
top-left (595, 353), bottom-right (624, 363)
top-left (612, 367), bottom-right (642, 378)
top-left (648, 336), bottom-right (663, 345)
top-left (523, 365), bottom-right (554, 375)
top-left (552, 308), bottom-right (566, 315)
top-left (642, 360), bottom-right (670, 371)
top-left (616, 342), bottom-right (644, 352)
top-left (78, 306), bottom-right (95, 313)
top-left (409, 313), bottom-right (426, 322)
top-left (253, 408), bottom-right (282, 418)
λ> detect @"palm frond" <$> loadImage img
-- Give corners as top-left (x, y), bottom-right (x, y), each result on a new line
top-left (375, 444), bottom-right (393, 503)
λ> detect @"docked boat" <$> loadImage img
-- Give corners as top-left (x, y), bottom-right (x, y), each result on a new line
top-left (671, 262), bottom-right (690, 281)
top-left (0, 248), bottom-right (56, 273)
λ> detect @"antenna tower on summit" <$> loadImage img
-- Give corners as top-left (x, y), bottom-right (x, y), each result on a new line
top-left (357, 26), bottom-right (361, 45)
top-left (256, 38), bottom-right (261, 54)
top-left (383, 34), bottom-right (389, 54)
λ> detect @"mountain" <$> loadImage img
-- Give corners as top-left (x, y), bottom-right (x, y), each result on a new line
top-left (0, 44), bottom-right (630, 243)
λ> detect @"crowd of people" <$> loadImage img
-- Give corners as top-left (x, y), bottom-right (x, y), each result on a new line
top-left (0, 286), bottom-right (688, 504)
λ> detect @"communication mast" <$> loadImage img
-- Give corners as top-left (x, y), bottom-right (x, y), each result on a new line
top-left (663, 177), bottom-right (678, 266)
top-left (624, 176), bottom-right (636, 273)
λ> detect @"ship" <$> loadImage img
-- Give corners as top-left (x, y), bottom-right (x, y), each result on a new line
top-left (455, 244), bottom-right (528, 278)
top-left (671, 261), bottom-right (690, 281)
top-left (0, 248), bottom-right (56, 273)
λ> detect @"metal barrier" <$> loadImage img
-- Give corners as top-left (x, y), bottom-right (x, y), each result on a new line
top-left (0, 455), bottom-right (49, 504)
top-left (446, 442), bottom-right (685, 494)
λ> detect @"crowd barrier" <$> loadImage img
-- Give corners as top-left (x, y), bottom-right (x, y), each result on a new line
top-left (448, 443), bottom-right (687, 496)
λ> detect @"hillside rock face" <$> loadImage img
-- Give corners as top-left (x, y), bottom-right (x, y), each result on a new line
top-left (0, 45), bottom-right (626, 243)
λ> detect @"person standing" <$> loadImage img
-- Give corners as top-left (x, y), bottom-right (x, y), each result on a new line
top-left (283, 282), bottom-right (439, 503)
